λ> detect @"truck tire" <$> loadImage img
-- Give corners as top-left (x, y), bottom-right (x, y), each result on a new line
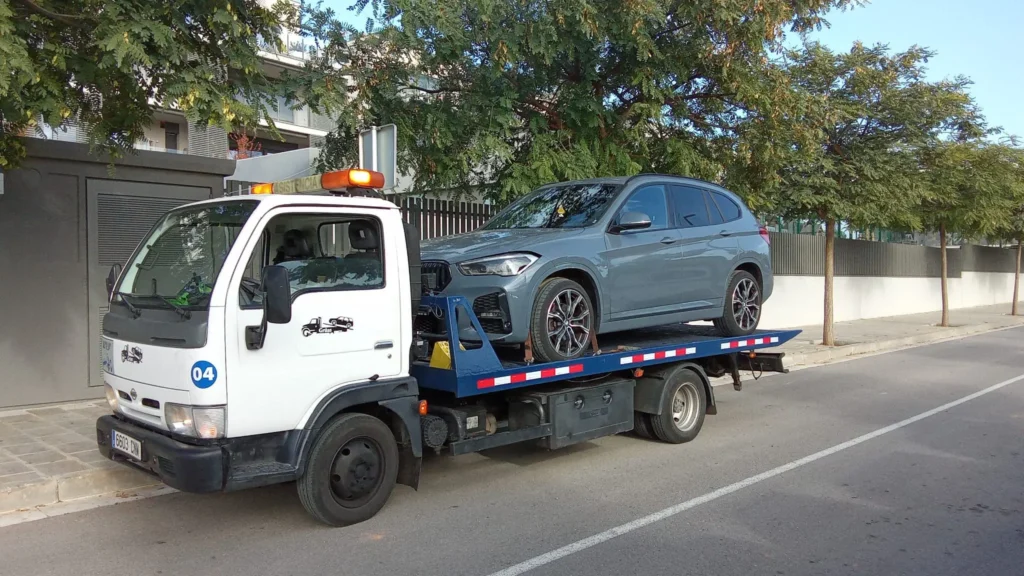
top-left (633, 412), bottom-right (654, 439)
top-left (530, 277), bottom-right (595, 363)
top-left (713, 269), bottom-right (762, 337)
top-left (297, 412), bottom-right (399, 527)
top-left (650, 368), bottom-right (707, 444)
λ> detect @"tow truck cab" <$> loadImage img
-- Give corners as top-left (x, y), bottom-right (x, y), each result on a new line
top-left (96, 170), bottom-right (425, 501)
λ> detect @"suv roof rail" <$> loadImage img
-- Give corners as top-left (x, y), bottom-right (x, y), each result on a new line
top-left (624, 173), bottom-right (724, 189)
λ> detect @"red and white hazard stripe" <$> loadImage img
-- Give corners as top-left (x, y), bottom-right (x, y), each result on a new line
top-left (477, 364), bottom-right (584, 389)
top-left (619, 347), bottom-right (697, 365)
top-left (720, 336), bottom-right (779, 350)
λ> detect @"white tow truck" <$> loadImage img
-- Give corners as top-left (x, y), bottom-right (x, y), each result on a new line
top-left (96, 168), bottom-right (799, 526)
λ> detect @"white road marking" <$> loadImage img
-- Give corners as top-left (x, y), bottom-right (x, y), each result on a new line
top-left (487, 372), bottom-right (1024, 576)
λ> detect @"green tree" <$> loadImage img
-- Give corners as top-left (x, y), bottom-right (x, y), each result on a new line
top-left (992, 146), bottom-right (1024, 315)
top-left (0, 0), bottom-right (317, 167)
top-left (732, 42), bottom-right (979, 345)
top-left (312, 0), bottom-right (853, 201)
top-left (918, 141), bottom-right (1020, 326)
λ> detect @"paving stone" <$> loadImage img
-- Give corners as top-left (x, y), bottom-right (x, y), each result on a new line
top-left (53, 441), bottom-right (96, 454)
top-left (71, 450), bottom-right (108, 464)
top-left (3, 443), bottom-right (50, 456)
top-left (0, 461), bottom-right (32, 477)
top-left (0, 472), bottom-right (44, 490)
top-left (0, 414), bottom-right (39, 424)
top-left (18, 451), bottom-right (67, 465)
top-left (34, 460), bottom-right (89, 476)
top-left (0, 435), bottom-right (37, 448)
top-left (31, 426), bottom-right (75, 438)
top-left (25, 407), bottom-right (67, 417)
top-left (41, 433), bottom-right (94, 447)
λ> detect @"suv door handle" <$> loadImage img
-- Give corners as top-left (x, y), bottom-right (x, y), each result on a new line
top-left (719, 229), bottom-right (733, 237)
top-left (660, 237), bottom-right (677, 244)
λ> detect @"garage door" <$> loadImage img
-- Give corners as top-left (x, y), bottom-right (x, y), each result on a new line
top-left (87, 179), bottom-right (213, 387)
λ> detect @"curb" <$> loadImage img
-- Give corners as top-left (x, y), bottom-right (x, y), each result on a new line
top-left (3, 320), bottom-right (1022, 518)
top-left (779, 322), bottom-right (1021, 368)
top-left (1, 466), bottom-right (158, 516)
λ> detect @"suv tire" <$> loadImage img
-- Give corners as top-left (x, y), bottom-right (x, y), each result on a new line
top-left (529, 277), bottom-right (595, 363)
top-left (714, 269), bottom-right (762, 337)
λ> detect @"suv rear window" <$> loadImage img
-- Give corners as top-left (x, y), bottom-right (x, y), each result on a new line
top-left (711, 191), bottom-right (742, 222)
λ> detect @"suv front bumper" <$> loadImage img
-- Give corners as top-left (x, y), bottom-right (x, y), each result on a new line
top-left (96, 415), bottom-right (225, 493)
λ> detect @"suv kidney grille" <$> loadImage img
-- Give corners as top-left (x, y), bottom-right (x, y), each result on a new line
top-left (421, 261), bottom-right (452, 292)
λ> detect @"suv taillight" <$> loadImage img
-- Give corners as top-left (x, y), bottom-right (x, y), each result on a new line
top-left (759, 226), bottom-right (770, 245)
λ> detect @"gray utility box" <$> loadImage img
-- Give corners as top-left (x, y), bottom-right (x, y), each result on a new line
top-left (509, 377), bottom-right (635, 449)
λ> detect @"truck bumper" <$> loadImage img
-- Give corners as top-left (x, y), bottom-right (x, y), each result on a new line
top-left (96, 415), bottom-right (225, 493)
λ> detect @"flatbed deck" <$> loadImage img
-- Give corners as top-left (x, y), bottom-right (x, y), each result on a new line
top-left (412, 295), bottom-right (800, 398)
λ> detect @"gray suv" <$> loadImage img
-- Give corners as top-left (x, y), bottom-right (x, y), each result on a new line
top-left (420, 174), bottom-right (773, 363)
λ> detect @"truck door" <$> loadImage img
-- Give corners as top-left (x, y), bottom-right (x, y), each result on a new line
top-left (224, 207), bottom-right (403, 437)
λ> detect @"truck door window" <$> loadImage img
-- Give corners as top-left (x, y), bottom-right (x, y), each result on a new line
top-left (239, 214), bottom-right (385, 308)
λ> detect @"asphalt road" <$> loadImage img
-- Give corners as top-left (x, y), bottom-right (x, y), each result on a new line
top-left (2, 328), bottom-right (1023, 576)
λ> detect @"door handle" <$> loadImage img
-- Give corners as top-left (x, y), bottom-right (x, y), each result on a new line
top-left (374, 340), bottom-right (394, 350)
top-left (719, 230), bottom-right (733, 237)
top-left (660, 237), bottom-right (677, 244)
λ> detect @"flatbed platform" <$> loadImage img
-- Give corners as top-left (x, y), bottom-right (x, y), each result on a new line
top-left (411, 295), bottom-right (800, 398)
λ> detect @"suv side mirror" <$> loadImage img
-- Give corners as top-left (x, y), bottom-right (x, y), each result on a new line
top-left (612, 211), bottom-right (652, 233)
top-left (246, 265), bottom-right (292, 351)
top-left (263, 265), bottom-right (292, 325)
top-left (106, 263), bottom-right (122, 299)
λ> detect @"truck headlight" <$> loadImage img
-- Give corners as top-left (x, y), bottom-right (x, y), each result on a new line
top-left (458, 253), bottom-right (538, 277)
top-left (104, 384), bottom-right (119, 413)
top-left (165, 403), bottom-right (225, 439)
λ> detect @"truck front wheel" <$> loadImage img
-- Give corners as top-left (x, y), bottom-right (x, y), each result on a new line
top-left (298, 412), bottom-right (399, 527)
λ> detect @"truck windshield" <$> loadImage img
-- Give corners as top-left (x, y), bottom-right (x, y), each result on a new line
top-left (483, 183), bottom-right (620, 229)
top-left (115, 200), bottom-right (259, 310)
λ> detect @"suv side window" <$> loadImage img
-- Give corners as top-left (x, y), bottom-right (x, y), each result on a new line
top-left (239, 213), bottom-right (385, 308)
top-left (703, 190), bottom-right (725, 225)
top-left (618, 185), bottom-right (669, 231)
top-left (711, 191), bottom-right (742, 222)
top-left (669, 185), bottom-right (712, 228)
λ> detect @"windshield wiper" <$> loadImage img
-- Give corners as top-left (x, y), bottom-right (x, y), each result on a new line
top-left (156, 297), bottom-right (192, 320)
top-left (115, 292), bottom-right (142, 319)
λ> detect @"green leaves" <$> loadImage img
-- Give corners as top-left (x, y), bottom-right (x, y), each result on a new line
top-left (0, 0), bottom-right (306, 167)
top-left (312, 0), bottom-right (852, 201)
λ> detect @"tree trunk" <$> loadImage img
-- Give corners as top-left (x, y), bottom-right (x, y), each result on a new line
top-left (939, 224), bottom-right (949, 327)
top-left (823, 218), bottom-right (836, 346)
top-left (1014, 240), bottom-right (1022, 316)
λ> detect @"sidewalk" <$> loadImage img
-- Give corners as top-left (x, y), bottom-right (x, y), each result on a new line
top-left (3, 303), bottom-right (1023, 516)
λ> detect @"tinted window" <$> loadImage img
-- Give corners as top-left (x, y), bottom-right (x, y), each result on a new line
top-left (619, 185), bottom-right (668, 230)
top-left (704, 191), bottom-right (725, 225)
top-left (669, 186), bottom-right (711, 228)
top-left (483, 183), bottom-right (619, 229)
top-left (711, 191), bottom-right (742, 222)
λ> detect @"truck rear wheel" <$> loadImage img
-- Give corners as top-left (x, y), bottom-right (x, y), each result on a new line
top-left (650, 369), bottom-right (707, 444)
top-left (297, 412), bottom-right (399, 527)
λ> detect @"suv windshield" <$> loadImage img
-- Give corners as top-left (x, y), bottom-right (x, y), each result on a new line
top-left (483, 183), bottom-right (620, 229)
top-left (115, 200), bottom-right (259, 310)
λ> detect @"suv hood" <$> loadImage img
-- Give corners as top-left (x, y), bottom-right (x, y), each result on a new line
top-left (421, 228), bottom-right (582, 262)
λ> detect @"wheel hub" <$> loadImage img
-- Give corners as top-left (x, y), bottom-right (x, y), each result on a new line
top-left (330, 438), bottom-right (383, 503)
top-left (732, 278), bottom-right (761, 331)
top-left (546, 288), bottom-right (591, 357)
top-left (672, 384), bottom-right (700, 432)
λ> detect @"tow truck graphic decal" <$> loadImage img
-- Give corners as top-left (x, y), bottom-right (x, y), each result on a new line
top-left (121, 345), bottom-right (143, 364)
top-left (302, 316), bottom-right (354, 337)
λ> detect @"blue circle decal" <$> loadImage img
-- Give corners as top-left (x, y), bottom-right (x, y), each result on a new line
top-left (190, 361), bottom-right (218, 389)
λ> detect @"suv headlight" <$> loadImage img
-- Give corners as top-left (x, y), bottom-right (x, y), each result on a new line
top-left (165, 403), bottom-right (225, 439)
top-left (457, 253), bottom-right (538, 277)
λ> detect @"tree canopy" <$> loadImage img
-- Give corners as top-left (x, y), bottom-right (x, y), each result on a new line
top-left (0, 0), bottom-right (311, 167)
top-left (313, 0), bottom-right (853, 202)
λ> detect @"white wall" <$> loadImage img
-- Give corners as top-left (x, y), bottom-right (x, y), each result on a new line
top-left (760, 272), bottom-right (1022, 329)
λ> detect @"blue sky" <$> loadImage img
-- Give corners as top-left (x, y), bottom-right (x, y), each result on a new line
top-left (322, 0), bottom-right (1022, 139)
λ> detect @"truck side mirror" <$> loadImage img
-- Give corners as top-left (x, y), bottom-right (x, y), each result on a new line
top-left (246, 265), bottom-right (292, 351)
top-left (106, 263), bottom-right (122, 300)
top-left (262, 265), bottom-right (292, 324)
